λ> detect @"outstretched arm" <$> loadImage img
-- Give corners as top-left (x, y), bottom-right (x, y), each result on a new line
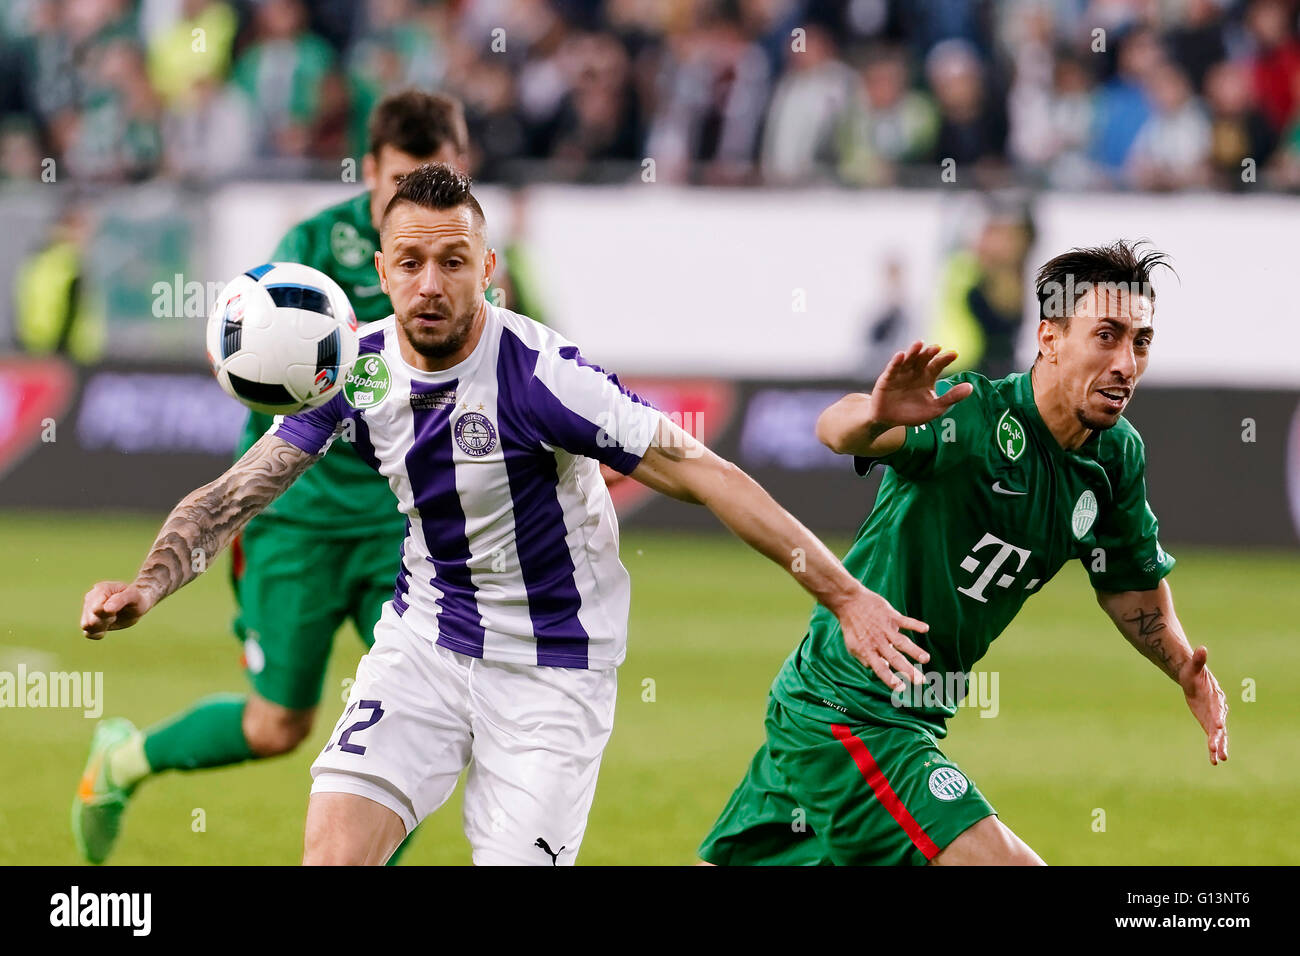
top-left (1096, 580), bottom-right (1229, 765)
top-left (817, 341), bottom-right (973, 458)
top-left (80, 434), bottom-right (318, 639)
top-left (631, 417), bottom-right (931, 691)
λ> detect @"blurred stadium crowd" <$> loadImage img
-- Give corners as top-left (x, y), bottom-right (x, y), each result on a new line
top-left (3, 0), bottom-right (1300, 190)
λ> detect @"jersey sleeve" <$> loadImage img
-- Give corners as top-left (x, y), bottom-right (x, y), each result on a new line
top-left (269, 391), bottom-right (347, 456)
top-left (270, 221), bottom-right (311, 265)
top-left (1085, 430), bottom-right (1176, 592)
top-left (525, 345), bottom-right (663, 474)
top-left (853, 374), bottom-right (987, 480)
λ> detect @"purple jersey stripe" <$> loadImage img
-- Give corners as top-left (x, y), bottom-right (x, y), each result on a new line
top-left (347, 410), bottom-right (380, 471)
top-left (275, 390), bottom-right (346, 455)
top-left (497, 332), bottom-right (590, 668)
top-left (555, 345), bottom-right (657, 409)
top-left (393, 519), bottom-right (411, 616)
top-left (406, 379), bottom-right (485, 658)
top-left (501, 330), bottom-right (646, 475)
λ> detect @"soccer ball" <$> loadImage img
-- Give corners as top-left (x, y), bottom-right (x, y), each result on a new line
top-left (206, 263), bottom-right (359, 415)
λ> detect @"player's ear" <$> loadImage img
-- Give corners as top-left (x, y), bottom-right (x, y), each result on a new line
top-left (1037, 319), bottom-right (1058, 364)
top-left (375, 250), bottom-right (388, 293)
top-left (362, 152), bottom-right (377, 189)
top-left (482, 247), bottom-right (497, 292)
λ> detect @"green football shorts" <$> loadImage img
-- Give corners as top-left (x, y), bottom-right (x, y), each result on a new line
top-left (699, 695), bottom-right (996, 865)
top-left (230, 517), bottom-right (404, 711)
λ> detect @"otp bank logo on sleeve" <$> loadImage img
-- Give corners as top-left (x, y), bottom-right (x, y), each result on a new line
top-left (344, 355), bottom-right (391, 409)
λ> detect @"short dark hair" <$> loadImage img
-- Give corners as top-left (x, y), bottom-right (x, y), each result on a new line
top-left (1035, 239), bottom-right (1174, 326)
top-left (368, 89), bottom-right (468, 160)
top-left (381, 162), bottom-right (486, 234)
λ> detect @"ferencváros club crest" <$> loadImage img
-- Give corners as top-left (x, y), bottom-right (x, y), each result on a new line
top-left (996, 408), bottom-right (1026, 461)
top-left (928, 766), bottom-right (969, 801)
top-left (1072, 490), bottom-right (1099, 539)
top-left (343, 355), bottom-right (391, 409)
top-left (454, 411), bottom-right (497, 457)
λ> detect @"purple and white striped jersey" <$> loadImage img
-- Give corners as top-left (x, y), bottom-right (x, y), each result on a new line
top-left (271, 304), bottom-right (663, 670)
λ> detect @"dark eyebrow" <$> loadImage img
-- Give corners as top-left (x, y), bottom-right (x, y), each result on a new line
top-left (1094, 316), bottom-right (1155, 339)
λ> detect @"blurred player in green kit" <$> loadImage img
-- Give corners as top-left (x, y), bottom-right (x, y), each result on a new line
top-left (700, 241), bottom-right (1231, 865)
top-left (73, 91), bottom-right (469, 864)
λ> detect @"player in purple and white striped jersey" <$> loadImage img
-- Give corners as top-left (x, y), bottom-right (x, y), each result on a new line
top-left (80, 164), bottom-right (934, 865)
top-left (273, 303), bottom-right (660, 672)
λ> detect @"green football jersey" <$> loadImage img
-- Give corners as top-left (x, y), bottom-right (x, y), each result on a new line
top-left (235, 191), bottom-right (404, 533)
top-left (774, 369), bottom-right (1175, 735)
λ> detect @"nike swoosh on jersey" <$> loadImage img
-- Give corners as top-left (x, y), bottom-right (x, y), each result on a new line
top-left (991, 481), bottom-right (1028, 496)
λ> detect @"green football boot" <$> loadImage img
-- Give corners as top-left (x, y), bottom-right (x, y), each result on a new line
top-left (72, 717), bottom-right (140, 864)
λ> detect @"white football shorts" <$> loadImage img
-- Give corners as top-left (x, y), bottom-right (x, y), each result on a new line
top-left (310, 603), bottom-right (617, 866)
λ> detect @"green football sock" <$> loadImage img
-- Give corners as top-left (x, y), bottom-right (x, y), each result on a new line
top-left (142, 693), bottom-right (257, 774)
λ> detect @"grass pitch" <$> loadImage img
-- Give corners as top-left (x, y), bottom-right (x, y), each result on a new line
top-left (1, 510), bottom-right (1295, 864)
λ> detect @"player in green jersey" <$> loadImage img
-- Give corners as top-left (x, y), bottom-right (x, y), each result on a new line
top-left (700, 240), bottom-right (1230, 866)
top-left (73, 91), bottom-right (469, 865)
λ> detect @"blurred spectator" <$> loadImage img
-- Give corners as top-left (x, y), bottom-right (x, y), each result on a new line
top-left (760, 24), bottom-right (856, 184)
top-left (836, 45), bottom-right (938, 186)
top-left (926, 38), bottom-right (1008, 173)
top-left (860, 256), bottom-right (912, 376)
top-left (1204, 58), bottom-right (1276, 189)
top-left (14, 204), bottom-right (105, 364)
top-left (1269, 65), bottom-right (1300, 186)
top-left (1089, 25), bottom-right (1161, 177)
top-left (3, 0), bottom-right (1299, 191)
top-left (645, 4), bottom-right (772, 184)
top-left (145, 0), bottom-right (238, 106)
top-left (347, 0), bottom-right (448, 156)
top-left (1167, 0), bottom-right (1228, 93)
top-left (1245, 0), bottom-right (1300, 135)
top-left (0, 118), bottom-right (45, 181)
top-left (933, 202), bottom-right (1036, 379)
top-left (66, 39), bottom-right (164, 182)
top-left (460, 56), bottom-right (531, 181)
top-left (1128, 59), bottom-right (1212, 190)
top-left (229, 0), bottom-right (336, 161)
top-left (1011, 51), bottom-right (1100, 188)
top-left (161, 75), bottom-right (255, 180)
top-left (549, 32), bottom-right (645, 178)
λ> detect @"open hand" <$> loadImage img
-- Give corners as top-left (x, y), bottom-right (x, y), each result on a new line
top-left (832, 586), bottom-right (931, 692)
top-left (867, 341), bottom-right (973, 428)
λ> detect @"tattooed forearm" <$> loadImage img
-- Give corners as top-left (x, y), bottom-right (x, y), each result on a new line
top-left (135, 435), bottom-right (316, 604)
top-left (1121, 605), bottom-right (1176, 677)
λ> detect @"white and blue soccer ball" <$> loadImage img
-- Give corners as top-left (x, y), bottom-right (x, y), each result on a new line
top-left (206, 262), bottom-right (359, 415)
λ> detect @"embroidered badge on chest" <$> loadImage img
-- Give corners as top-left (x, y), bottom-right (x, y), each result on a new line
top-left (1072, 490), bottom-right (1099, 539)
top-left (454, 411), bottom-right (497, 457)
top-left (996, 408), bottom-right (1026, 461)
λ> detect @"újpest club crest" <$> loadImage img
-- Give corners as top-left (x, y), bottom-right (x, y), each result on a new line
top-left (343, 354), bottom-right (391, 409)
top-left (454, 411), bottom-right (497, 457)
top-left (996, 408), bottom-right (1026, 461)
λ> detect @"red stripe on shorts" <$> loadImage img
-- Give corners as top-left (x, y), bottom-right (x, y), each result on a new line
top-left (831, 723), bottom-right (941, 861)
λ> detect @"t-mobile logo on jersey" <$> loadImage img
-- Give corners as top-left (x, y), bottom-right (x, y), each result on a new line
top-left (956, 533), bottom-right (1040, 603)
